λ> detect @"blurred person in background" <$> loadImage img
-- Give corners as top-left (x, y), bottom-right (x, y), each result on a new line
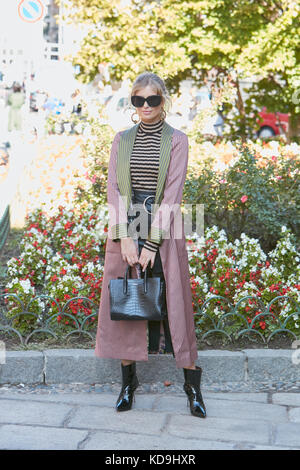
top-left (33, 90), bottom-right (48, 138)
top-left (71, 89), bottom-right (82, 116)
top-left (7, 82), bottom-right (25, 133)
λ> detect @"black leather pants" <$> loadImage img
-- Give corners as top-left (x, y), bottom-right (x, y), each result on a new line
top-left (128, 189), bottom-right (174, 355)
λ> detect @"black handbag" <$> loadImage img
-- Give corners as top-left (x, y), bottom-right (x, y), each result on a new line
top-left (109, 263), bottom-right (167, 321)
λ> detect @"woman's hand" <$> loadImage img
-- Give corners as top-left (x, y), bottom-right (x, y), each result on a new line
top-left (138, 247), bottom-right (156, 271)
top-left (120, 237), bottom-right (139, 266)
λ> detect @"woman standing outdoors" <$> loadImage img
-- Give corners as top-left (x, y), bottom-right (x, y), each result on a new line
top-left (95, 72), bottom-right (206, 418)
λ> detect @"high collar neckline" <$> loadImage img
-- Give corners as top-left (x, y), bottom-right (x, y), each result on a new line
top-left (139, 119), bottom-right (164, 133)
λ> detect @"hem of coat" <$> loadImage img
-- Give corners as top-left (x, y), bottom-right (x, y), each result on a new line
top-left (94, 348), bottom-right (149, 363)
top-left (174, 348), bottom-right (198, 369)
top-left (94, 348), bottom-right (198, 367)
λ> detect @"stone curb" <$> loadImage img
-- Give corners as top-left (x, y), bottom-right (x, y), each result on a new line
top-left (0, 349), bottom-right (299, 386)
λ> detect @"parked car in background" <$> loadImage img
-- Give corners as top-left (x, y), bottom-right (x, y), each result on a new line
top-left (257, 107), bottom-right (289, 138)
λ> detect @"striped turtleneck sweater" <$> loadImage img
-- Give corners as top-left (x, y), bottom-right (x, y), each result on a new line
top-left (130, 119), bottom-right (164, 253)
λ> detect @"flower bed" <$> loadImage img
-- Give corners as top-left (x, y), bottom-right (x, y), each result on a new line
top-left (188, 138), bottom-right (300, 171)
top-left (2, 206), bottom-right (107, 338)
top-left (187, 225), bottom-right (300, 341)
top-left (184, 139), bottom-right (299, 253)
top-left (1, 205), bottom-right (299, 345)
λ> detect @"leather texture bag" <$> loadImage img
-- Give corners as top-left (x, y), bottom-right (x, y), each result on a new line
top-left (109, 263), bottom-right (167, 321)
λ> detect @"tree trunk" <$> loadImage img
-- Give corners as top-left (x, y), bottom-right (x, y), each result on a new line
top-left (287, 115), bottom-right (300, 143)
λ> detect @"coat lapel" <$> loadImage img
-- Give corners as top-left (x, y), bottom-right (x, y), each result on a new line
top-left (116, 120), bottom-right (174, 212)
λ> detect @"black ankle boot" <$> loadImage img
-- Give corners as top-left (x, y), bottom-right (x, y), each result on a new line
top-left (116, 362), bottom-right (139, 412)
top-left (183, 366), bottom-right (206, 418)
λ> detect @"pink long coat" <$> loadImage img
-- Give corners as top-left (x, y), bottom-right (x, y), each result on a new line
top-left (94, 120), bottom-right (198, 368)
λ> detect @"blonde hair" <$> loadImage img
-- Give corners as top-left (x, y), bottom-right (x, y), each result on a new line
top-left (129, 72), bottom-right (172, 115)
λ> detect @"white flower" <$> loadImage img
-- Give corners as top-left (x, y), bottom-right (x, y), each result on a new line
top-left (19, 279), bottom-right (34, 294)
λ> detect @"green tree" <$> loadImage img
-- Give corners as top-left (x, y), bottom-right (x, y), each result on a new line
top-left (59, 0), bottom-right (300, 139)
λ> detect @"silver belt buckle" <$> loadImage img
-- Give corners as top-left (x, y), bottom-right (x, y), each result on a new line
top-left (143, 195), bottom-right (155, 215)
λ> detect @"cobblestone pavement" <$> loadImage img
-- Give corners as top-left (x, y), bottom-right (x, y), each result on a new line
top-left (0, 383), bottom-right (300, 450)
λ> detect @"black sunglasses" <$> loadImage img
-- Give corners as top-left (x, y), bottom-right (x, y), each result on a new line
top-left (131, 95), bottom-right (162, 108)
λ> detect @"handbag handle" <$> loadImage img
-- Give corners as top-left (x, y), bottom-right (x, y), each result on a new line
top-left (123, 263), bottom-right (149, 295)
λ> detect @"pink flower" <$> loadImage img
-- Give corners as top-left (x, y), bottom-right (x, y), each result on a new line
top-left (241, 195), bottom-right (248, 203)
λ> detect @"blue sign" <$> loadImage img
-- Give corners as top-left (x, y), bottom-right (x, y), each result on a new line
top-left (18, 0), bottom-right (44, 23)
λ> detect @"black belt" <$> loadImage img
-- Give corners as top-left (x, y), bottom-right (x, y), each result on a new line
top-left (128, 189), bottom-right (156, 239)
top-left (131, 189), bottom-right (156, 215)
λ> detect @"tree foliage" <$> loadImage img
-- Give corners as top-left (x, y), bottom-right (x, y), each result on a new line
top-left (59, 0), bottom-right (300, 137)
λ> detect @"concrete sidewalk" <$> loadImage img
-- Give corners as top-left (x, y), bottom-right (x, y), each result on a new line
top-left (1, 348), bottom-right (300, 450)
top-left (0, 387), bottom-right (300, 450)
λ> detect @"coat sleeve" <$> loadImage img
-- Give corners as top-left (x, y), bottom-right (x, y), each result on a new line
top-left (146, 131), bottom-right (189, 246)
top-left (107, 131), bottom-right (129, 243)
